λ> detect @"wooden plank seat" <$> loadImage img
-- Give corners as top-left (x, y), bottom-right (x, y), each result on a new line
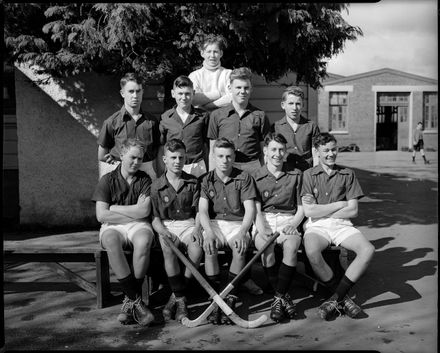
top-left (3, 231), bottom-right (152, 309)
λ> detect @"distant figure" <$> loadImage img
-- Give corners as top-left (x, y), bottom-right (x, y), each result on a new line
top-left (412, 122), bottom-right (430, 164)
top-left (188, 34), bottom-right (232, 112)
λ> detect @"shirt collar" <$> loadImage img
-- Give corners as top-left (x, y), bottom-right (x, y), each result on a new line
top-left (119, 105), bottom-right (144, 122)
top-left (209, 167), bottom-right (246, 183)
top-left (225, 103), bottom-right (257, 117)
top-left (310, 163), bottom-right (349, 176)
top-left (157, 171), bottom-right (197, 190)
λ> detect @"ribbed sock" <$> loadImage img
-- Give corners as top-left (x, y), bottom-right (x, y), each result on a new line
top-left (335, 275), bottom-right (355, 302)
top-left (168, 274), bottom-right (186, 298)
top-left (323, 274), bottom-right (339, 293)
top-left (276, 263), bottom-right (296, 295)
top-left (263, 263), bottom-right (279, 291)
top-left (118, 273), bottom-right (139, 300)
top-left (207, 274), bottom-right (221, 293)
top-left (227, 271), bottom-right (239, 296)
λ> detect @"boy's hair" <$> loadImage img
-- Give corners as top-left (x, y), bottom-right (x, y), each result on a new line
top-left (417, 121), bottom-right (423, 126)
top-left (173, 75), bottom-right (194, 90)
top-left (230, 67), bottom-right (253, 84)
top-left (164, 138), bottom-right (187, 153)
top-left (120, 72), bottom-right (144, 89)
top-left (214, 137), bottom-right (236, 151)
top-left (120, 138), bottom-right (145, 155)
top-left (314, 133), bottom-right (337, 149)
top-left (264, 132), bottom-right (287, 147)
top-left (200, 34), bottom-right (228, 51)
top-left (281, 86), bottom-right (304, 101)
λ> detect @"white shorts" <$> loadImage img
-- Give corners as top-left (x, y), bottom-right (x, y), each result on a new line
top-left (99, 160), bottom-right (157, 180)
top-left (183, 160), bottom-right (207, 178)
top-left (204, 219), bottom-right (250, 248)
top-left (252, 212), bottom-right (301, 244)
top-left (303, 217), bottom-right (361, 246)
top-left (162, 218), bottom-right (196, 245)
top-left (99, 220), bottom-right (154, 249)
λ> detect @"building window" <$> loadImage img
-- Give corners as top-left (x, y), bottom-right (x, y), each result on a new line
top-left (423, 92), bottom-right (437, 130)
top-left (329, 92), bottom-right (347, 131)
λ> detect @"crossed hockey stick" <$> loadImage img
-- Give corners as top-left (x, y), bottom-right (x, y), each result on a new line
top-left (161, 231), bottom-right (281, 328)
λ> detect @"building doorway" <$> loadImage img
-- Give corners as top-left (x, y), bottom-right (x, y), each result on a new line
top-left (376, 93), bottom-right (409, 151)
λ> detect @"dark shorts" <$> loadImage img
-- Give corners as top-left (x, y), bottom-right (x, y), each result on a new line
top-left (413, 140), bottom-right (424, 151)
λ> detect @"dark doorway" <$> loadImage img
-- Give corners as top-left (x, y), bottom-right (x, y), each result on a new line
top-left (376, 106), bottom-right (398, 150)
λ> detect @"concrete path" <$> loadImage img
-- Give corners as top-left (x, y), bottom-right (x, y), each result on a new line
top-left (3, 151), bottom-right (438, 352)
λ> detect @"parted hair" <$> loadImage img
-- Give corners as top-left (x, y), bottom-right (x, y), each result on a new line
top-left (120, 138), bottom-right (146, 154)
top-left (281, 86), bottom-right (304, 101)
top-left (264, 132), bottom-right (287, 147)
top-left (173, 75), bottom-right (194, 89)
top-left (164, 138), bottom-right (187, 153)
top-left (314, 132), bottom-right (337, 149)
top-left (213, 137), bottom-right (236, 151)
top-left (230, 67), bottom-right (253, 84)
top-left (120, 72), bottom-right (144, 89)
top-left (200, 34), bottom-right (228, 51)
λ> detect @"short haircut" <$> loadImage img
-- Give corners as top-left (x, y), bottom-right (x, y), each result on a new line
top-left (314, 133), bottom-right (337, 149)
top-left (417, 121), bottom-right (423, 126)
top-left (264, 132), bottom-right (287, 147)
top-left (120, 138), bottom-right (145, 155)
top-left (281, 86), bottom-right (304, 101)
top-left (200, 34), bottom-right (227, 51)
top-left (173, 75), bottom-right (194, 89)
top-left (164, 138), bottom-right (186, 153)
top-left (120, 72), bottom-right (144, 89)
top-left (230, 67), bottom-right (253, 84)
top-left (213, 137), bottom-right (236, 151)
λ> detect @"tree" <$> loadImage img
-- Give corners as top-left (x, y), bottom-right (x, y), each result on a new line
top-left (4, 3), bottom-right (362, 90)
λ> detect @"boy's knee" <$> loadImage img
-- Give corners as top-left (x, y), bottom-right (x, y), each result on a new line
top-left (101, 231), bottom-right (123, 250)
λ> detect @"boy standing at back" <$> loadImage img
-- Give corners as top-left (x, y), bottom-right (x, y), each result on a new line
top-left (272, 86), bottom-right (321, 172)
top-left (159, 76), bottom-right (210, 178)
top-left (97, 72), bottom-right (160, 180)
top-left (301, 133), bottom-right (375, 320)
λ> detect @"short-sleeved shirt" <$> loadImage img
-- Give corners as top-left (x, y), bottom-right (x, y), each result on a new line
top-left (301, 164), bottom-right (364, 205)
top-left (92, 164), bottom-right (152, 215)
top-left (150, 171), bottom-right (199, 221)
top-left (200, 167), bottom-right (257, 221)
top-left (159, 106), bottom-right (209, 164)
top-left (252, 165), bottom-right (302, 214)
top-left (272, 115), bottom-right (321, 171)
top-left (97, 106), bottom-right (160, 162)
top-left (207, 103), bottom-right (271, 163)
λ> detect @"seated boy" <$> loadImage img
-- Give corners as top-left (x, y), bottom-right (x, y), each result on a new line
top-left (159, 76), bottom-right (210, 177)
top-left (92, 138), bottom-right (155, 326)
top-left (252, 132), bottom-right (304, 322)
top-left (301, 133), bottom-right (375, 320)
top-left (151, 139), bottom-right (204, 323)
top-left (198, 137), bottom-right (257, 325)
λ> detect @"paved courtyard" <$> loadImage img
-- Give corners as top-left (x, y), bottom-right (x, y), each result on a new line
top-left (3, 151), bottom-right (438, 352)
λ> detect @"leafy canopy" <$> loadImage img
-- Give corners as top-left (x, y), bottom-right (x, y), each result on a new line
top-left (4, 3), bottom-right (362, 88)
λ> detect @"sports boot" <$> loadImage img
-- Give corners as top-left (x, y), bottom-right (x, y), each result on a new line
top-left (117, 296), bottom-right (135, 325)
top-left (175, 296), bottom-right (188, 323)
top-left (207, 302), bottom-right (221, 325)
top-left (132, 296), bottom-right (155, 326)
top-left (270, 293), bottom-right (285, 322)
top-left (220, 294), bottom-right (238, 325)
top-left (317, 293), bottom-right (342, 321)
top-left (341, 295), bottom-right (362, 318)
top-left (282, 293), bottom-right (297, 319)
top-left (162, 293), bottom-right (177, 321)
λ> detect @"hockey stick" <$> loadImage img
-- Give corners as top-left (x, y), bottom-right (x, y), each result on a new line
top-left (162, 233), bottom-right (279, 329)
top-left (182, 231), bottom-right (281, 327)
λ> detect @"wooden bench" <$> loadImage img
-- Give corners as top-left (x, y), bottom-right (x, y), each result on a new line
top-left (3, 231), bottom-right (152, 309)
top-left (4, 231), bottom-right (349, 308)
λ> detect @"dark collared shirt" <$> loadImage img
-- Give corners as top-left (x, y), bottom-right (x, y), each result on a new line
top-left (92, 164), bottom-right (152, 209)
top-left (207, 103), bottom-right (270, 163)
top-left (159, 106), bottom-right (209, 164)
top-left (97, 106), bottom-right (160, 162)
top-left (252, 165), bottom-right (302, 214)
top-left (200, 167), bottom-right (257, 221)
top-left (272, 115), bottom-right (321, 171)
top-left (150, 171), bottom-right (199, 221)
top-left (301, 164), bottom-right (364, 204)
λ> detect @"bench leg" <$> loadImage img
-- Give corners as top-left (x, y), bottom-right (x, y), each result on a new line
top-left (95, 250), bottom-right (110, 309)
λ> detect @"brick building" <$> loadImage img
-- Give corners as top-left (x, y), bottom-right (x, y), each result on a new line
top-left (317, 68), bottom-right (438, 152)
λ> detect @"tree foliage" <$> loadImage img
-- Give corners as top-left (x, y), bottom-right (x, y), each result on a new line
top-left (4, 3), bottom-right (362, 88)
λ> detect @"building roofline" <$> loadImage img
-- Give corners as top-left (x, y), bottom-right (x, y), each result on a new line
top-left (323, 68), bottom-right (438, 85)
